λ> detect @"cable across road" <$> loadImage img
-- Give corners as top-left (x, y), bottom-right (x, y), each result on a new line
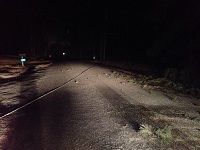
top-left (0, 65), bottom-right (96, 119)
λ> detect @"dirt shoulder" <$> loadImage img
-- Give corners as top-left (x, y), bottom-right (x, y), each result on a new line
top-left (95, 64), bottom-right (200, 149)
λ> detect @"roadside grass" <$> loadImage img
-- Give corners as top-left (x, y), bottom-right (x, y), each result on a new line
top-left (139, 123), bottom-right (173, 144)
top-left (152, 109), bottom-right (200, 123)
top-left (109, 68), bottom-right (200, 98)
top-left (155, 126), bottom-right (173, 144)
top-left (139, 124), bottom-right (154, 136)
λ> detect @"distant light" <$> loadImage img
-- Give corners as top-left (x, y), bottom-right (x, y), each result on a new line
top-left (93, 56), bottom-right (96, 60)
top-left (63, 52), bottom-right (65, 56)
top-left (49, 55), bottom-right (52, 58)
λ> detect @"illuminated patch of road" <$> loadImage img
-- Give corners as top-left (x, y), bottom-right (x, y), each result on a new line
top-left (0, 65), bottom-right (95, 119)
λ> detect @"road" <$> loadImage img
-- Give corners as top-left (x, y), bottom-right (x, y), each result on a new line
top-left (0, 62), bottom-right (199, 150)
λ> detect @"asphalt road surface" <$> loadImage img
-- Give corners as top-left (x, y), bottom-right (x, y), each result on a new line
top-left (1, 62), bottom-right (198, 150)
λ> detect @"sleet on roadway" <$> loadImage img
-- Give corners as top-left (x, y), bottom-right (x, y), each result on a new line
top-left (0, 62), bottom-right (199, 150)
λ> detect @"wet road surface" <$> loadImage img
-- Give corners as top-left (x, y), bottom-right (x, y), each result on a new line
top-left (1, 62), bottom-right (199, 149)
top-left (0, 62), bottom-right (155, 150)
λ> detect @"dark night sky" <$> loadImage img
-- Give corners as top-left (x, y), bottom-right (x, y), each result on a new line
top-left (0, 0), bottom-right (199, 66)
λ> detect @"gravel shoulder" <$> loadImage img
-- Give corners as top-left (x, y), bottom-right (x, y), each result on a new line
top-left (93, 65), bottom-right (200, 149)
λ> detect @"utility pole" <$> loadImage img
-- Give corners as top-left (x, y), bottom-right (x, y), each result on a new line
top-left (30, 14), bottom-right (35, 58)
top-left (102, 1), bottom-right (107, 62)
top-left (99, 1), bottom-right (107, 62)
top-left (100, 30), bottom-right (103, 61)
